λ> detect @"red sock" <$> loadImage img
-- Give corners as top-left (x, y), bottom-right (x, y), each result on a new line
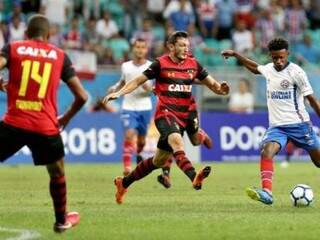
top-left (173, 151), bottom-right (196, 181)
top-left (122, 140), bottom-right (136, 171)
top-left (50, 176), bottom-right (67, 224)
top-left (260, 157), bottom-right (274, 192)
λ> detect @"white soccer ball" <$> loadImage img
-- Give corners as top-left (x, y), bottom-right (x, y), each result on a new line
top-left (290, 184), bottom-right (314, 207)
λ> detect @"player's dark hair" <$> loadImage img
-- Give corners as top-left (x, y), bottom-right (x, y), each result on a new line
top-left (26, 14), bottom-right (50, 39)
top-left (131, 38), bottom-right (147, 47)
top-left (167, 31), bottom-right (188, 44)
top-left (267, 37), bottom-right (289, 52)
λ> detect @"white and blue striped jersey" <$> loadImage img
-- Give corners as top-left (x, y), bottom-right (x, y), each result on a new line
top-left (257, 62), bottom-right (313, 127)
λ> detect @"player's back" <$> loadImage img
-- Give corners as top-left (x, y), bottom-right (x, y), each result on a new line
top-left (4, 40), bottom-right (66, 135)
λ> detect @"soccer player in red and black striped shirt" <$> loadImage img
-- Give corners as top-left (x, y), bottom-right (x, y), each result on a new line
top-left (104, 31), bottom-right (229, 204)
top-left (0, 15), bottom-right (88, 232)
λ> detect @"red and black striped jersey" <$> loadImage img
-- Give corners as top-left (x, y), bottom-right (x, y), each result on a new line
top-left (143, 54), bottom-right (208, 127)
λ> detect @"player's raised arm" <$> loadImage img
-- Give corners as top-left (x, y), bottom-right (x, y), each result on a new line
top-left (221, 49), bottom-right (260, 74)
top-left (103, 74), bottom-right (148, 104)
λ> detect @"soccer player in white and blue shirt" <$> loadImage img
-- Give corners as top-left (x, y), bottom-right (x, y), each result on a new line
top-left (108, 39), bottom-right (153, 175)
top-left (222, 37), bottom-right (320, 205)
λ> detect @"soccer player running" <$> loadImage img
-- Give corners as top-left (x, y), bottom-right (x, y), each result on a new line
top-left (108, 38), bottom-right (154, 176)
top-left (104, 31), bottom-right (229, 204)
top-left (0, 15), bottom-right (88, 231)
top-left (222, 37), bottom-right (320, 205)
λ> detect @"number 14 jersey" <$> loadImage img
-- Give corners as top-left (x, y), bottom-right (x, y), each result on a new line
top-left (0, 40), bottom-right (76, 135)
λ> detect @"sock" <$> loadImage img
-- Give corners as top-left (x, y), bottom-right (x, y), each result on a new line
top-left (50, 176), bottom-right (67, 224)
top-left (260, 157), bottom-right (274, 192)
top-left (122, 157), bottom-right (158, 188)
top-left (162, 157), bottom-right (173, 176)
top-left (122, 140), bottom-right (136, 171)
top-left (137, 142), bottom-right (144, 154)
top-left (173, 151), bottom-right (196, 181)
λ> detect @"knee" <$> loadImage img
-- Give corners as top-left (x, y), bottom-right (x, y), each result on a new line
top-left (260, 148), bottom-right (275, 159)
top-left (124, 129), bottom-right (136, 142)
top-left (168, 133), bottom-right (183, 150)
top-left (47, 160), bottom-right (65, 178)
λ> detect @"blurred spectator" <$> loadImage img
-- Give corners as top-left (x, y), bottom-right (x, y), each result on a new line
top-left (6, 1), bottom-right (27, 24)
top-left (285, 0), bottom-right (307, 44)
top-left (146, 0), bottom-right (166, 23)
top-left (123, 0), bottom-right (144, 38)
top-left (188, 24), bottom-right (214, 55)
top-left (96, 11), bottom-right (119, 42)
top-left (294, 34), bottom-right (320, 65)
top-left (196, 0), bottom-right (217, 38)
top-left (255, 8), bottom-right (275, 51)
top-left (215, 0), bottom-right (237, 40)
top-left (82, 17), bottom-right (105, 62)
top-left (0, 21), bottom-right (5, 49)
top-left (228, 78), bottom-right (254, 113)
top-left (307, 0), bottom-right (320, 29)
top-left (163, 0), bottom-right (193, 19)
top-left (169, 0), bottom-right (195, 31)
top-left (132, 18), bottom-right (155, 51)
top-left (40, 0), bottom-right (71, 27)
top-left (8, 15), bottom-right (26, 42)
top-left (232, 20), bottom-right (255, 55)
top-left (107, 31), bottom-right (130, 64)
top-left (270, 0), bottom-right (286, 34)
top-left (49, 24), bottom-right (64, 47)
top-left (235, 0), bottom-right (256, 29)
top-left (64, 16), bottom-right (82, 49)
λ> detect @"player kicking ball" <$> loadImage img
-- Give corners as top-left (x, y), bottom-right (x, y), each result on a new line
top-left (0, 15), bottom-right (87, 231)
top-left (222, 37), bottom-right (320, 205)
top-left (104, 31), bottom-right (229, 204)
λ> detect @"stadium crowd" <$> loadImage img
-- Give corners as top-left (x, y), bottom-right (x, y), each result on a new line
top-left (0, 0), bottom-right (320, 67)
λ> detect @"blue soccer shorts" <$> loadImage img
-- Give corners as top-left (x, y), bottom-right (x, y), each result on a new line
top-left (260, 122), bottom-right (320, 151)
top-left (120, 110), bottom-right (152, 136)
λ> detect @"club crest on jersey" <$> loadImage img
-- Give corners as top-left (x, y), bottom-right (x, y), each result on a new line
top-left (280, 79), bottom-right (290, 89)
top-left (17, 46), bottom-right (57, 60)
top-left (167, 72), bottom-right (175, 77)
top-left (168, 84), bottom-right (192, 92)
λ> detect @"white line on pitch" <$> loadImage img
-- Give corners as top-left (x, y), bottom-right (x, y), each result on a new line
top-left (0, 227), bottom-right (41, 240)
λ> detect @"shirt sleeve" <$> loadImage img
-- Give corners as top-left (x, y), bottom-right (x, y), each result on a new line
top-left (0, 44), bottom-right (10, 67)
top-left (195, 61), bottom-right (209, 81)
top-left (61, 53), bottom-right (76, 82)
top-left (257, 65), bottom-right (267, 77)
top-left (294, 68), bottom-right (313, 96)
top-left (143, 60), bottom-right (160, 80)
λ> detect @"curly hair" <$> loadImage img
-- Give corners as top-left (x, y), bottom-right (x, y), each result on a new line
top-left (267, 37), bottom-right (289, 51)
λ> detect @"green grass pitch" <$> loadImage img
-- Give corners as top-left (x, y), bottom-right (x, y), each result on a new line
top-left (0, 162), bottom-right (320, 240)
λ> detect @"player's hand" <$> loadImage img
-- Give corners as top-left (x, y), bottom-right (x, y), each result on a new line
top-left (102, 92), bottom-right (120, 105)
top-left (219, 81), bottom-right (230, 95)
top-left (0, 77), bottom-right (8, 92)
top-left (221, 50), bottom-right (236, 59)
top-left (58, 115), bottom-right (70, 131)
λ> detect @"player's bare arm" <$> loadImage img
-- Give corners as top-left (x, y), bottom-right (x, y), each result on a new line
top-left (306, 94), bottom-right (320, 117)
top-left (58, 76), bottom-right (88, 129)
top-left (201, 75), bottom-right (230, 95)
top-left (0, 56), bottom-right (8, 92)
top-left (221, 50), bottom-right (261, 74)
top-left (103, 74), bottom-right (148, 104)
top-left (107, 79), bottom-right (125, 94)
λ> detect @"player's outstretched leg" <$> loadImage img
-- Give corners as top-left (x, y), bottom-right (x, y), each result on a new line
top-left (114, 157), bottom-right (159, 204)
top-left (246, 142), bottom-right (277, 205)
top-left (47, 159), bottom-right (80, 232)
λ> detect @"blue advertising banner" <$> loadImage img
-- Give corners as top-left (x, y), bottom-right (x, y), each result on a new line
top-left (200, 112), bottom-right (320, 162)
top-left (6, 112), bottom-right (123, 164)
